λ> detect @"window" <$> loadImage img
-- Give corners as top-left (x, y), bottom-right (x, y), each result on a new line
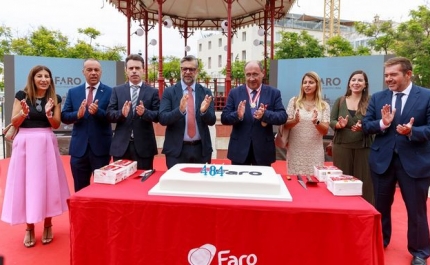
top-left (208, 57), bottom-right (212, 69)
top-left (275, 32), bottom-right (281, 42)
top-left (242, 32), bottom-right (246, 41)
top-left (208, 41), bottom-right (212, 50)
top-left (218, 55), bottom-right (222, 67)
top-left (218, 38), bottom-right (222, 47)
top-left (199, 43), bottom-right (202, 52)
top-left (241, 50), bottom-right (246, 61)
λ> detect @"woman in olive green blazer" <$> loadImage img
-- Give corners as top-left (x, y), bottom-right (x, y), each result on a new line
top-left (330, 70), bottom-right (374, 205)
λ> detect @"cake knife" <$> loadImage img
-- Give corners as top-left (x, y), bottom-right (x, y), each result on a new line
top-left (140, 169), bottom-right (155, 182)
top-left (297, 175), bottom-right (307, 190)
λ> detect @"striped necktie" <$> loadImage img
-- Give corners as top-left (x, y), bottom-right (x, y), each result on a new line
top-left (131, 85), bottom-right (139, 112)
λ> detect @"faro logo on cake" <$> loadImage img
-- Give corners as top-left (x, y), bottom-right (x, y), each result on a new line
top-left (180, 166), bottom-right (262, 176)
top-left (188, 244), bottom-right (258, 265)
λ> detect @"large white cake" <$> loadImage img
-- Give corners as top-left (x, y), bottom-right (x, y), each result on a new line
top-left (148, 163), bottom-right (292, 201)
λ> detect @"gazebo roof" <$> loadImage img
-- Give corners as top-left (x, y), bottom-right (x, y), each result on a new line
top-left (107, 0), bottom-right (296, 30)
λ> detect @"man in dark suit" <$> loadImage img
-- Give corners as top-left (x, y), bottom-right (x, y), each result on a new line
top-left (159, 55), bottom-right (216, 169)
top-left (221, 60), bottom-right (287, 166)
top-left (363, 57), bottom-right (430, 265)
top-left (61, 58), bottom-right (112, 192)
top-left (107, 54), bottom-right (159, 170)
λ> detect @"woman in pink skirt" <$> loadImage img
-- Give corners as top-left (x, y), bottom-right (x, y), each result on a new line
top-left (1, 65), bottom-right (70, 247)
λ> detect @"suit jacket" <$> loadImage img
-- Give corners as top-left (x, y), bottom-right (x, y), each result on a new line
top-left (362, 85), bottom-right (430, 178)
top-left (61, 83), bottom-right (112, 157)
top-left (107, 83), bottom-right (160, 158)
top-left (221, 84), bottom-right (287, 165)
top-left (159, 82), bottom-right (216, 158)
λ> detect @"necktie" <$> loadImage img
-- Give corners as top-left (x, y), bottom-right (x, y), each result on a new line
top-left (394, 92), bottom-right (404, 125)
top-left (251, 90), bottom-right (257, 115)
top-left (187, 86), bottom-right (196, 138)
top-left (131, 85), bottom-right (139, 113)
top-left (87, 87), bottom-right (95, 106)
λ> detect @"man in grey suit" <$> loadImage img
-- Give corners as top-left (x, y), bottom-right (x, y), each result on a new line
top-left (107, 54), bottom-right (159, 170)
top-left (159, 55), bottom-right (216, 169)
top-left (363, 57), bottom-right (430, 265)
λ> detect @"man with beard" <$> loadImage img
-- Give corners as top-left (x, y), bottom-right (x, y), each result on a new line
top-left (363, 57), bottom-right (430, 265)
top-left (159, 55), bottom-right (216, 169)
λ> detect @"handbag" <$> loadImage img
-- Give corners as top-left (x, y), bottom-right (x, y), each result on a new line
top-left (3, 123), bottom-right (19, 141)
top-left (275, 124), bottom-right (290, 149)
top-left (275, 97), bottom-right (297, 149)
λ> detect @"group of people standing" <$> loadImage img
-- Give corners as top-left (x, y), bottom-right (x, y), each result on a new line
top-left (280, 57), bottom-right (430, 265)
top-left (0, 54), bottom-right (217, 248)
top-left (1, 54), bottom-right (429, 265)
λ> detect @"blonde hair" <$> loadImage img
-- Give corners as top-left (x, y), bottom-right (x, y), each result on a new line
top-left (295, 71), bottom-right (326, 110)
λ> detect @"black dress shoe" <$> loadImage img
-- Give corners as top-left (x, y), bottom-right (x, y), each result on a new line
top-left (411, 256), bottom-right (427, 265)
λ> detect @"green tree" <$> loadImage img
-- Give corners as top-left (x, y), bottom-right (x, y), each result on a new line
top-left (325, 35), bottom-right (357, 57)
top-left (78, 27), bottom-right (101, 46)
top-left (274, 31), bottom-right (324, 59)
top-left (8, 26), bottom-right (124, 60)
top-left (393, 5), bottom-right (430, 87)
top-left (11, 26), bottom-right (69, 57)
top-left (354, 18), bottom-right (396, 54)
top-left (0, 25), bottom-right (12, 62)
top-left (220, 60), bottom-right (246, 80)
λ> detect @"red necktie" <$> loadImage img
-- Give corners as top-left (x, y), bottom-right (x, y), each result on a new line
top-left (87, 87), bottom-right (94, 106)
top-left (187, 87), bottom-right (196, 138)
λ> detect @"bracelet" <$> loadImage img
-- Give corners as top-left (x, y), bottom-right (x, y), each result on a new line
top-left (46, 111), bottom-right (53, 119)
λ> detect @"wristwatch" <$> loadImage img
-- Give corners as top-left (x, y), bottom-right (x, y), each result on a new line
top-left (315, 120), bottom-right (320, 125)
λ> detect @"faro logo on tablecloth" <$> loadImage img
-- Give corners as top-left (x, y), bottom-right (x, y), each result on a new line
top-left (188, 243), bottom-right (258, 265)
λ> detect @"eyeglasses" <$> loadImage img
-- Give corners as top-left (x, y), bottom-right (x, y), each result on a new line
top-left (245, 73), bottom-right (261, 78)
top-left (36, 99), bottom-right (42, 112)
top-left (181, 67), bottom-right (197, 73)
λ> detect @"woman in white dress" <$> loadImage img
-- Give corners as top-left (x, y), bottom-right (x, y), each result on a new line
top-left (283, 71), bottom-right (330, 175)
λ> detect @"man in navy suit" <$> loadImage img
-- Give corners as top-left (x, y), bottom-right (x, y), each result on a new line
top-left (107, 54), bottom-right (159, 170)
top-left (159, 55), bottom-right (216, 169)
top-left (61, 58), bottom-right (112, 192)
top-left (221, 60), bottom-right (287, 166)
top-left (363, 57), bottom-right (430, 265)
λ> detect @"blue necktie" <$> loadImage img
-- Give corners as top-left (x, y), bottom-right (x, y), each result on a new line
top-left (251, 90), bottom-right (257, 115)
top-left (394, 92), bottom-right (404, 125)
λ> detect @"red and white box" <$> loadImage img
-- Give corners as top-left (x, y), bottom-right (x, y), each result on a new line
top-left (94, 165), bottom-right (128, 184)
top-left (313, 166), bottom-right (342, 182)
top-left (110, 159), bottom-right (137, 177)
top-left (326, 175), bottom-right (363, 196)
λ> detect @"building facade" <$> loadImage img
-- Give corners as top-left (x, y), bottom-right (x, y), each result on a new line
top-left (197, 13), bottom-right (368, 78)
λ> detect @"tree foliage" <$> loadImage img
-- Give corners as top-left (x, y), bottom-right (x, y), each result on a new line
top-left (274, 31), bottom-right (324, 59)
top-left (2, 25), bottom-right (124, 61)
top-left (220, 60), bottom-right (246, 81)
top-left (391, 5), bottom-right (430, 87)
top-left (325, 35), bottom-right (360, 57)
top-left (354, 19), bottom-right (396, 54)
top-left (0, 25), bottom-right (125, 91)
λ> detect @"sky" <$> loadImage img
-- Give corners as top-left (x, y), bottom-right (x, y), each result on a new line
top-left (0, 0), bottom-right (428, 58)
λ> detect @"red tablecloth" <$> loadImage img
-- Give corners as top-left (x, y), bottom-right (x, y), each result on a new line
top-left (68, 171), bottom-right (384, 265)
